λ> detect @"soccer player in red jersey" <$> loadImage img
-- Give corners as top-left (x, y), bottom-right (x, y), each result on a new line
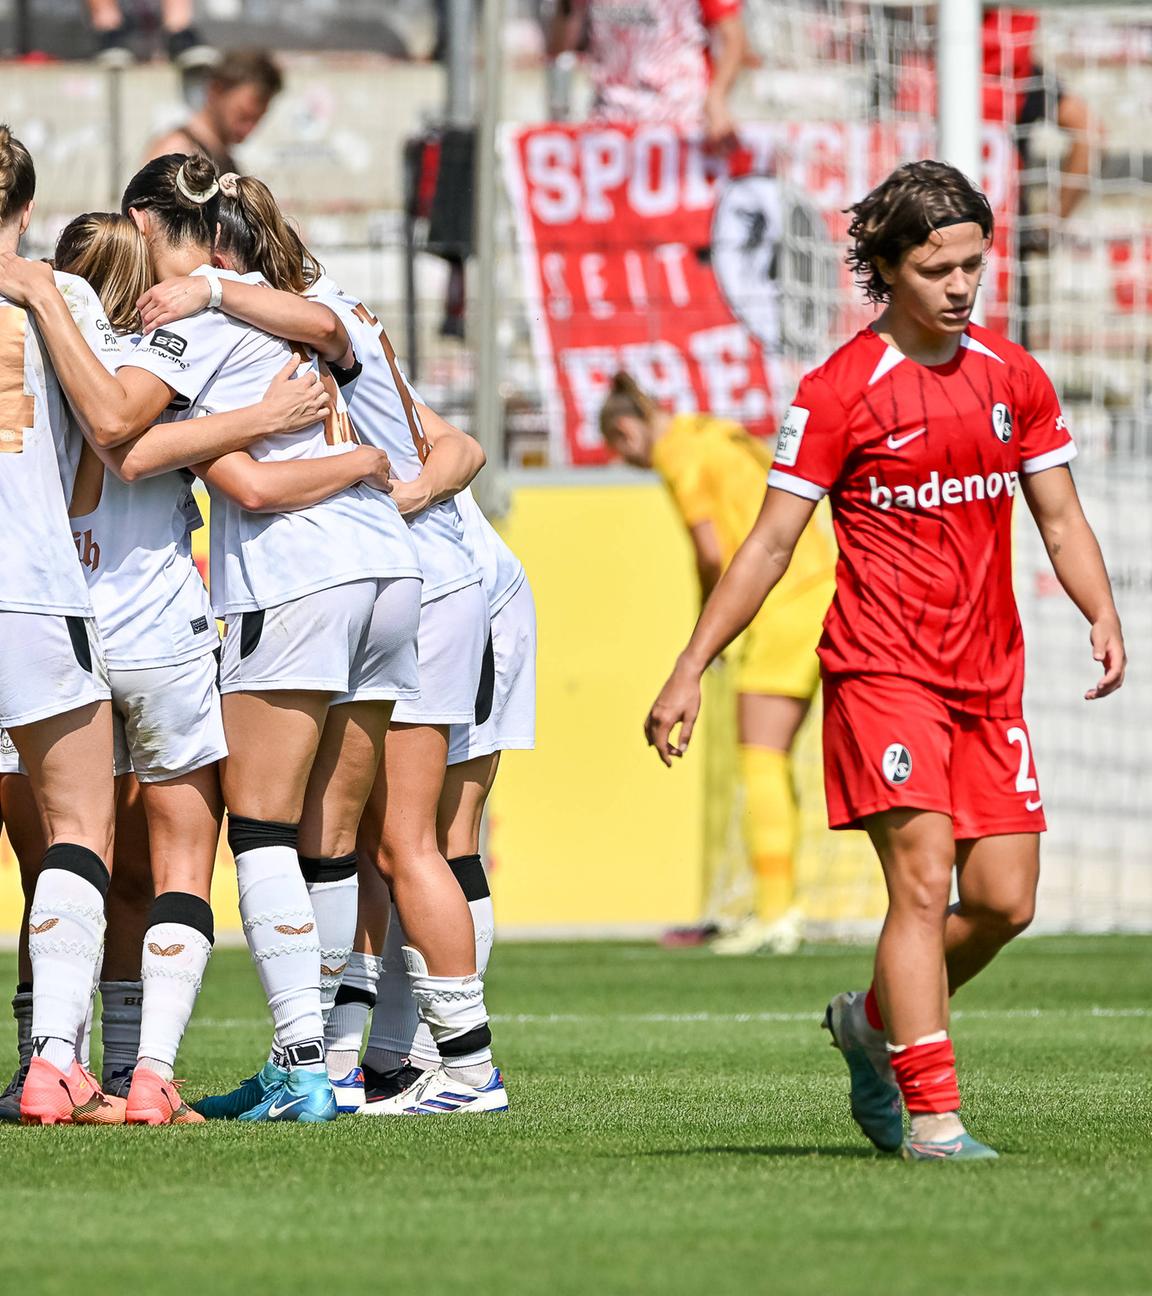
top-left (644, 160), bottom-right (1126, 1161)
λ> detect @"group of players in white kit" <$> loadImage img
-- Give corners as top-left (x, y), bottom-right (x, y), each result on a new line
top-left (0, 126), bottom-right (536, 1125)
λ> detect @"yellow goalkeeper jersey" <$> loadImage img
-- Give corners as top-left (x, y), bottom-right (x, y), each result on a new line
top-left (650, 412), bottom-right (836, 602)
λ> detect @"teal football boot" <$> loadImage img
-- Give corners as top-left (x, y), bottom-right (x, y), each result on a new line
top-left (236, 1067), bottom-right (338, 1124)
top-left (903, 1131), bottom-right (999, 1162)
top-left (823, 990), bottom-right (904, 1153)
top-left (193, 1058), bottom-right (287, 1120)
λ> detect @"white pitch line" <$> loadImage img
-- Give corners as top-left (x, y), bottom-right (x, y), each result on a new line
top-left (189, 1006), bottom-right (1151, 1031)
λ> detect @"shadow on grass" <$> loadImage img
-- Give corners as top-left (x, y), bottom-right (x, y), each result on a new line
top-left (621, 1145), bottom-right (885, 1161)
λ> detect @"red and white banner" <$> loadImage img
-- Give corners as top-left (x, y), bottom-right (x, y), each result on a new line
top-left (503, 122), bottom-right (1016, 465)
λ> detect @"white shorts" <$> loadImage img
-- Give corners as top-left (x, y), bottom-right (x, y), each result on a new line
top-left (219, 577), bottom-right (421, 704)
top-left (448, 578), bottom-right (537, 765)
top-left (393, 581), bottom-right (490, 727)
top-left (109, 652), bottom-right (227, 782)
top-left (0, 612), bottom-right (111, 730)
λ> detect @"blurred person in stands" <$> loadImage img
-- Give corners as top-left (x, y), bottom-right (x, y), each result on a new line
top-left (88, 0), bottom-right (216, 68)
top-left (982, 8), bottom-right (1091, 226)
top-left (547, 0), bottom-right (747, 149)
top-left (600, 375), bottom-right (836, 954)
top-left (143, 50), bottom-right (283, 174)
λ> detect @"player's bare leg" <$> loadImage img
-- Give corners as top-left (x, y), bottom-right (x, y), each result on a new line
top-left (945, 834), bottom-right (1039, 992)
top-left (713, 693), bottom-right (809, 956)
top-left (859, 809), bottom-right (996, 1159)
top-left (99, 777), bottom-right (152, 1096)
top-left (295, 700), bottom-right (392, 1110)
top-left (0, 774), bottom-right (45, 1121)
top-left (121, 764), bottom-right (221, 1124)
top-left (11, 702), bottom-right (124, 1124)
top-left (356, 723), bottom-right (504, 1115)
top-left (437, 751), bottom-right (500, 861)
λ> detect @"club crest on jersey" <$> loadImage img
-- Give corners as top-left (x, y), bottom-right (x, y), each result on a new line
top-left (775, 405), bottom-right (809, 467)
top-left (148, 328), bottom-right (187, 358)
top-left (882, 743), bottom-right (912, 785)
top-left (991, 403), bottom-right (1013, 444)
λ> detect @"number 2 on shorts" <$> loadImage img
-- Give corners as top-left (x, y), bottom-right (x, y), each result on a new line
top-left (1006, 726), bottom-right (1042, 809)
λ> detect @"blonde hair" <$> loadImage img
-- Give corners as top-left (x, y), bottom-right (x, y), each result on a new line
top-left (54, 213), bottom-right (153, 335)
top-left (598, 371), bottom-right (656, 441)
top-left (0, 123), bottom-right (35, 227)
top-left (215, 174), bottom-right (322, 292)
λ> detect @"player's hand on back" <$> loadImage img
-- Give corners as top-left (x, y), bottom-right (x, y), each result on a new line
top-left (259, 358), bottom-right (330, 436)
top-left (0, 252), bottom-right (57, 306)
top-left (137, 275), bottom-right (211, 334)
top-left (1085, 614), bottom-right (1126, 700)
top-left (644, 661), bottom-right (703, 767)
top-left (386, 477), bottom-right (433, 519)
top-left (357, 447), bottom-right (393, 495)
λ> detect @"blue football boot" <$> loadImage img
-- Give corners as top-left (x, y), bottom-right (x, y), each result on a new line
top-left (193, 1058), bottom-right (287, 1120)
top-left (237, 1067), bottom-right (338, 1123)
top-left (823, 990), bottom-right (904, 1153)
top-left (903, 1131), bottom-right (999, 1162)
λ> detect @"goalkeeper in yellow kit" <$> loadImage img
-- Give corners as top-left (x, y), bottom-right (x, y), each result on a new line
top-left (600, 374), bottom-right (835, 953)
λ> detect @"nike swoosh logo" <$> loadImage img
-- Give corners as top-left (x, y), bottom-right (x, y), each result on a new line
top-left (267, 1094), bottom-right (309, 1119)
top-left (1026, 798), bottom-right (1043, 811)
top-left (887, 427), bottom-right (926, 450)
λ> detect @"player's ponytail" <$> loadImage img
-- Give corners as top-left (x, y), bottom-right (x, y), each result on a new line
top-left (0, 123), bottom-right (36, 227)
top-left (54, 213), bottom-right (152, 335)
top-left (599, 371), bottom-right (657, 441)
top-left (121, 152), bottom-right (220, 250)
top-left (215, 173), bottom-right (322, 293)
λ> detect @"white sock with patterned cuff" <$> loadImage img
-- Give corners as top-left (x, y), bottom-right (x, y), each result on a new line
top-left (402, 945), bottom-right (493, 1087)
top-left (299, 854), bottom-right (358, 1027)
top-left (137, 893), bottom-right (214, 1080)
top-left (325, 949), bottom-right (381, 1078)
top-left (29, 845), bottom-right (109, 1072)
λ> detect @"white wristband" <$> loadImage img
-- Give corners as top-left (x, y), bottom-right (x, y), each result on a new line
top-left (204, 270), bottom-right (223, 311)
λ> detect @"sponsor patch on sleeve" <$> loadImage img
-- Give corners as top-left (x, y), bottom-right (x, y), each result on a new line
top-left (146, 328), bottom-right (188, 358)
top-left (774, 405), bottom-right (810, 467)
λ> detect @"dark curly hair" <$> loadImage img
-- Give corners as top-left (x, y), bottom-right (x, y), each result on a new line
top-left (846, 160), bottom-right (994, 305)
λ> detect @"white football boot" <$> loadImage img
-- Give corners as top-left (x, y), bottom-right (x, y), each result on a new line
top-left (357, 1064), bottom-right (509, 1116)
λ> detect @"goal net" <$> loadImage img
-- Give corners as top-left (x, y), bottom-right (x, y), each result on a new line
top-left (698, 0), bottom-right (1152, 934)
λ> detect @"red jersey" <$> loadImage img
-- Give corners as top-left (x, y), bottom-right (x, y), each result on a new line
top-left (583, 0), bottom-right (742, 126)
top-left (768, 325), bottom-right (1076, 717)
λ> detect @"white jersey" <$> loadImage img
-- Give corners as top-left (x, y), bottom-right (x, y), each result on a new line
top-left (0, 272), bottom-right (119, 616)
top-left (308, 275), bottom-right (480, 604)
top-left (118, 268), bottom-right (421, 616)
top-left (69, 331), bottom-right (216, 667)
top-left (454, 487), bottom-right (526, 618)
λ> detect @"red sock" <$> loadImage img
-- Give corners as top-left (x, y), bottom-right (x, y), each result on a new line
top-left (890, 1038), bottom-right (962, 1114)
top-left (863, 985), bottom-right (884, 1032)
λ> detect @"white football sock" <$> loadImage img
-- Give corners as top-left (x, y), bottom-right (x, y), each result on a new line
top-left (232, 821), bottom-right (325, 1070)
top-left (99, 979), bottom-right (142, 1082)
top-left (138, 893), bottom-right (215, 1076)
top-left (29, 848), bottom-right (108, 1071)
top-left (448, 854), bottom-right (495, 977)
top-left (76, 976), bottom-right (96, 1069)
top-left (325, 949), bottom-right (381, 1078)
top-left (300, 855), bottom-right (358, 1026)
top-left (363, 905), bottom-right (422, 1074)
top-left (402, 945), bottom-right (492, 1086)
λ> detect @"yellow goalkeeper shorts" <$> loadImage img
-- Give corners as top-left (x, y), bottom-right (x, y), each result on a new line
top-left (735, 576), bottom-right (833, 700)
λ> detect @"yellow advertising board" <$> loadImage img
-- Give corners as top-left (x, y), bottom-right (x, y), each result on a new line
top-left (0, 477), bottom-right (883, 937)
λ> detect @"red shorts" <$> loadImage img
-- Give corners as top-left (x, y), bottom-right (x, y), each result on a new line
top-left (822, 674), bottom-right (1047, 838)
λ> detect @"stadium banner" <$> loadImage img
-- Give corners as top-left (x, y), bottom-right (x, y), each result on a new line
top-left (502, 121), bottom-right (1016, 466)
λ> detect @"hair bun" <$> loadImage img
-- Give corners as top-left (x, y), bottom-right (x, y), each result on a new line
top-left (175, 157), bottom-right (219, 206)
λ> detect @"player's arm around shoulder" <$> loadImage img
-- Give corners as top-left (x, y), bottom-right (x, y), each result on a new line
top-left (1020, 466), bottom-right (1126, 700)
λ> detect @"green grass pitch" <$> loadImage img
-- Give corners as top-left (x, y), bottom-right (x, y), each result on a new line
top-left (0, 936), bottom-right (1149, 1295)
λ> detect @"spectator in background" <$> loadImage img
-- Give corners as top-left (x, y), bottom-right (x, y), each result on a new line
top-left (547, 0), bottom-right (747, 149)
top-left (89, 0), bottom-right (216, 68)
top-left (143, 50), bottom-right (283, 172)
top-left (982, 8), bottom-right (1091, 224)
